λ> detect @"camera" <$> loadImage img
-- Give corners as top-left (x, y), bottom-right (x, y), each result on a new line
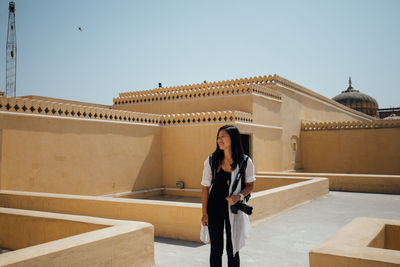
top-left (230, 201), bottom-right (253, 215)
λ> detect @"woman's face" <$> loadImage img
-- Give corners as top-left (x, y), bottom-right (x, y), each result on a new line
top-left (217, 129), bottom-right (231, 151)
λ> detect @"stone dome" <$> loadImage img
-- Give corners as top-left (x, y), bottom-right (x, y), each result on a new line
top-left (332, 77), bottom-right (379, 117)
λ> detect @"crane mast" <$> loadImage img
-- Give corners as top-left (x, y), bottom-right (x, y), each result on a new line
top-left (6, 1), bottom-right (17, 97)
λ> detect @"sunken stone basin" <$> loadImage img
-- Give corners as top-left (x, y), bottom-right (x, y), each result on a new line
top-left (310, 217), bottom-right (400, 267)
top-left (0, 207), bottom-right (154, 267)
top-left (0, 176), bottom-right (328, 243)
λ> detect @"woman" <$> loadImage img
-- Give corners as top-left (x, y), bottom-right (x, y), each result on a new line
top-left (201, 125), bottom-right (255, 267)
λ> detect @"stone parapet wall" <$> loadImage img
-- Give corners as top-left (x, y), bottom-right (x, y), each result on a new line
top-left (20, 95), bottom-right (111, 109)
top-left (118, 74), bottom-right (278, 97)
top-left (0, 96), bottom-right (253, 126)
top-left (302, 119), bottom-right (400, 131)
top-left (114, 76), bottom-right (282, 106)
top-left (0, 96), bottom-right (162, 124)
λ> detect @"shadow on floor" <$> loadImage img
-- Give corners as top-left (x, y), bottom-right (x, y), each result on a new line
top-left (154, 237), bottom-right (205, 248)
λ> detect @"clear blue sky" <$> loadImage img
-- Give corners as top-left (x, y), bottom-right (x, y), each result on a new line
top-left (0, 0), bottom-right (399, 108)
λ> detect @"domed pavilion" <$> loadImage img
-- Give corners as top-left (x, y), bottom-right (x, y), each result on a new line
top-left (333, 77), bottom-right (379, 117)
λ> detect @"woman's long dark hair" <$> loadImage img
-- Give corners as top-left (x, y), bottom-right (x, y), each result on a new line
top-left (212, 125), bottom-right (244, 170)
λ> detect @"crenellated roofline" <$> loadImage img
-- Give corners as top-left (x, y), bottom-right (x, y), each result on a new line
top-left (113, 74), bottom-right (281, 106)
top-left (0, 96), bottom-right (252, 126)
top-left (301, 119), bottom-right (400, 131)
top-left (119, 74), bottom-right (278, 96)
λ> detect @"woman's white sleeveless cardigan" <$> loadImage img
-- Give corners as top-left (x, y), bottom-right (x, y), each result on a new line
top-left (201, 157), bottom-right (256, 254)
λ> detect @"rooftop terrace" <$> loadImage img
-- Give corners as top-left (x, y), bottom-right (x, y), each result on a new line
top-left (154, 191), bottom-right (400, 267)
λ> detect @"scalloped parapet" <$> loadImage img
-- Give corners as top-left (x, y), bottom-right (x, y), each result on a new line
top-left (113, 75), bottom-right (281, 106)
top-left (301, 119), bottom-right (400, 131)
top-left (0, 96), bottom-right (252, 126)
top-left (160, 110), bottom-right (252, 126)
top-left (0, 96), bottom-right (163, 124)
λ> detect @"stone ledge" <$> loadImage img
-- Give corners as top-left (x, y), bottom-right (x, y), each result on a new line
top-left (250, 177), bottom-right (329, 223)
top-left (309, 217), bottom-right (400, 267)
top-left (257, 172), bottom-right (400, 194)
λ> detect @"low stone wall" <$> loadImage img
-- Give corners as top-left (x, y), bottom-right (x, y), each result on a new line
top-left (257, 172), bottom-right (400, 194)
top-left (0, 191), bottom-right (200, 241)
top-left (0, 208), bottom-right (154, 267)
top-left (0, 176), bottom-right (328, 242)
top-left (250, 177), bottom-right (329, 222)
top-left (309, 217), bottom-right (400, 267)
top-left (109, 176), bottom-right (310, 199)
top-left (254, 176), bottom-right (308, 191)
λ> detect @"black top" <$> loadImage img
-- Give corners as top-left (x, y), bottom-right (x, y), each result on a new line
top-left (207, 169), bottom-right (231, 215)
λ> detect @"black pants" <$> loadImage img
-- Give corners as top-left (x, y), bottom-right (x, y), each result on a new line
top-left (208, 207), bottom-right (240, 267)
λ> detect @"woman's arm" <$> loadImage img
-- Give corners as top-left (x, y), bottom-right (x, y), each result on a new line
top-left (241, 182), bottom-right (254, 198)
top-left (201, 186), bottom-right (209, 226)
top-left (226, 182), bottom-right (254, 205)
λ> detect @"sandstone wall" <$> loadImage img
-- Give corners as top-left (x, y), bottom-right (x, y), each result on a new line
top-left (0, 112), bottom-right (162, 195)
top-left (300, 122), bottom-right (400, 174)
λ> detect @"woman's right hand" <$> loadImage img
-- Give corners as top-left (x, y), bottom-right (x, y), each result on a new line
top-left (201, 214), bottom-right (208, 226)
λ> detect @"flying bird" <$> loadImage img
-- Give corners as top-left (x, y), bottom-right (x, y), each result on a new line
top-left (78, 27), bottom-right (82, 32)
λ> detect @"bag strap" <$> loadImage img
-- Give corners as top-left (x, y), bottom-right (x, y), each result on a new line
top-left (230, 155), bottom-right (248, 196)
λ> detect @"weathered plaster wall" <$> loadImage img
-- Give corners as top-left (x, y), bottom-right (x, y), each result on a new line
top-left (0, 113), bottom-right (162, 195)
top-left (300, 127), bottom-right (400, 175)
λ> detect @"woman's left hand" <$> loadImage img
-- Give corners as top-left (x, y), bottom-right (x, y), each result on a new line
top-left (226, 195), bottom-right (241, 205)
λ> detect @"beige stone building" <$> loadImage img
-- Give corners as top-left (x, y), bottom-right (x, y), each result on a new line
top-left (0, 74), bottom-right (399, 266)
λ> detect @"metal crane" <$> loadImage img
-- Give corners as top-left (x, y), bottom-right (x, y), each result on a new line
top-left (6, 1), bottom-right (17, 97)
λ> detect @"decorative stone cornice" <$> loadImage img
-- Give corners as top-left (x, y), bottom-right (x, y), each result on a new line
top-left (113, 75), bottom-right (281, 106)
top-left (0, 96), bottom-right (252, 126)
top-left (0, 96), bottom-right (162, 124)
top-left (160, 111), bottom-right (252, 126)
top-left (301, 119), bottom-right (400, 131)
